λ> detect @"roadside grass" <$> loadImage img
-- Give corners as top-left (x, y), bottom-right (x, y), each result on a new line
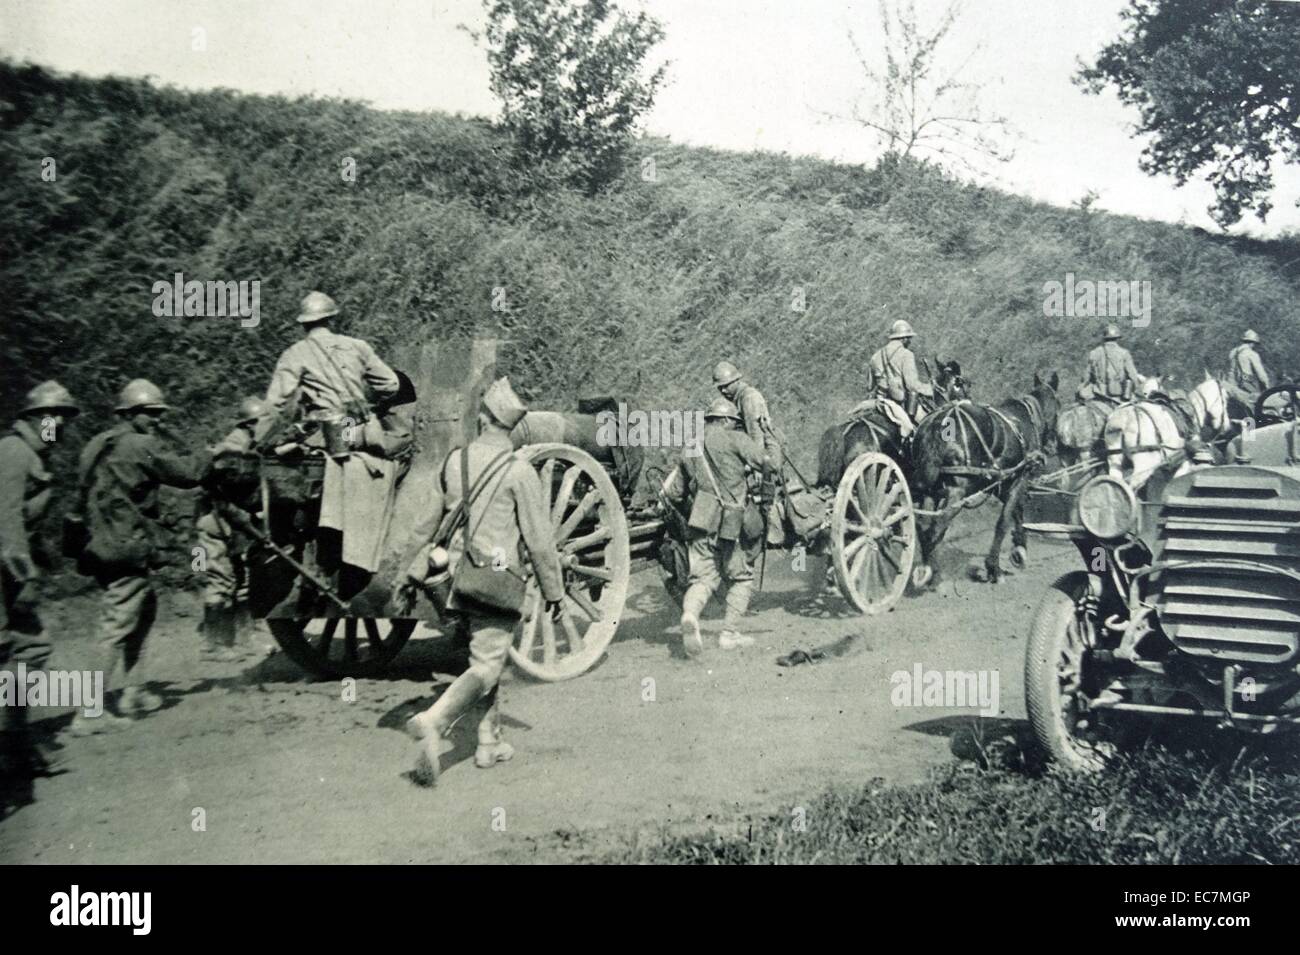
top-left (592, 735), bottom-right (1300, 864)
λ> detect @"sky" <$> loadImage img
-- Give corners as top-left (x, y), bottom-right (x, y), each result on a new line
top-left (2, 0), bottom-right (1298, 236)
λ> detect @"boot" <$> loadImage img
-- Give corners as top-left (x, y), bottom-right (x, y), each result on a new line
top-left (718, 630), bottom-right (755, 650)
top-left (474, 689), bottom-right (514, 769)
top-left (721, 579), bottom-right (754, 636)
top-left (405, 671), bottom-right (485, 786)
top-left (679, 585), bottom-right (709, 659)
top-left (199, 606), bottom-right (241, 663)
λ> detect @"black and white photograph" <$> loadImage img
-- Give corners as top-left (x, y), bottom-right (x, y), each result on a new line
top-left (0, 0), bottom-right (1297, 891)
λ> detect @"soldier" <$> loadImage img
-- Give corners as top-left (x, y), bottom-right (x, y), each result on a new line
top-left (254, 291), bottom-right (401, 447)
top-left (403, 377), bottom-right (565, 785)
top-left (1, 382), bottom-right (82, 773)
top-left (867, 319), bottom-right (934, 432)
top-left (195, 396), bottom-right (267, 663)
top-left (669, 397), bottom-right (766, 657)
top-left (70, 380), bottom-right (210, 733)
top-left (713, 361), bottom-right (783, 545)
top-left (1224, 329), bottom-right (1271, 419)
top-left (1079, 324), bottom-right (1142, 403)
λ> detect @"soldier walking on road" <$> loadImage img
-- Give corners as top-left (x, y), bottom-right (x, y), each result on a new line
top-left (254, 291), bottom-right (401, 447)
top-left (195, 396), bottom-right (266, 663)
top-left (0, 381), bottom-right (80, 776)
top-left (667, 397), bottom-right (765, 657)
top-left (402, 377), bottom-right (565, 785)
top-left (1224, 329), bottom-right (1271, 419)
top-left (70, 380), bottom-right (211, 734)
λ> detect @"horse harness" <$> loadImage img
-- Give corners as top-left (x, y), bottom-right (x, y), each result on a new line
top-left (938, 395), bottom-right (1044, 483)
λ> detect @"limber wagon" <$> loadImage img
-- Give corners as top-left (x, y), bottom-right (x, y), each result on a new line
top-left (228, 395), bottom-right (921, 683)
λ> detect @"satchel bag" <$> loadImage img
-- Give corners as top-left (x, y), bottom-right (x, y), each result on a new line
top-left (448, 448), bottom-right (528, 615)
top-left (700, 445), bottom-right (747, 543)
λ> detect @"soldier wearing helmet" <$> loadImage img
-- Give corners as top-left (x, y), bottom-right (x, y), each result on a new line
top-left (662, 396), bottom-right (766, 656)
top-left (194, 396), bottom-right (271, 663)
top-left (70, 379), bottom-right (211, 733)
top-left (1079, 324), bottom-right (1142, 403)
top-left (867, 320), bottom-right (934, 431)
top-left (254, 291), bottom-right (401, 449)
top-left (1224, 329), bottom-right (1271, 418)
top-left (0, 381), bottom-right (79, 778)
top-left (712, 361), bottom-right (784, 546)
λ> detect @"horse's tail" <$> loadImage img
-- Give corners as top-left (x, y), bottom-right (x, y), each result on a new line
top-left (815, 423), bottom-right (844, 490)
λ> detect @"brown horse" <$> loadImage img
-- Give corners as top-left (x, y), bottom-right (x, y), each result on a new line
top-left (909, 372), bottom-right (1060, 585)
top-left (815, 358), bottom-right (969, 489)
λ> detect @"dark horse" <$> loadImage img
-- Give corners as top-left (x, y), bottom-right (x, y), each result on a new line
top-left (814, 358), bottom-right (969, 488)
top-left (910, 372), bottom-right (1060, 585)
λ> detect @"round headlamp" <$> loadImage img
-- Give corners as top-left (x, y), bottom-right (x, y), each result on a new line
top-left (1076, 475), bottom-right (1139, 540)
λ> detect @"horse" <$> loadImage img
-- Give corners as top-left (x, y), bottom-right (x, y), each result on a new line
top-left (814, 358), bottom-right (969, 489)
top-left (1055, 374), bottom-right (1164, 468)
top-left (1102, 374), bottom-right (1230, 490)
top-left (910, 372), bottom-right (1061, 585)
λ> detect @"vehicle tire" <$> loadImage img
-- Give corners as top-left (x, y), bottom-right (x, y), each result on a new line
top-left (1024, 572), bottom-right (1115, 773)
top-left (268, 617), bottom-right (417, 679)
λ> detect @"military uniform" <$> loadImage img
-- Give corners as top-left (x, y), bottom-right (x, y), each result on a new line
top-left (196, 422), bottom-right (257, 660)
top-left (869, 341), bottom-right (934, 411)
top-left (1225, 341), bottom-right (1270, 414)
top-left (79, 417), bottom-right (210, 713)
top-left (1082, 341), bottom-right (1141, 401)
top-left (256, 326), bottom-right (401, 442)
top-left (0, 419), bottom-right (56, 760)
top-left (672, 410), bottom-right (765, 653)
top-left (404, 377), bottom-right (563, 783)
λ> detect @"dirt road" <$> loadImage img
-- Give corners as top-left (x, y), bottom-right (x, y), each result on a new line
top-left (1, 511), bottom-right (1078, 863)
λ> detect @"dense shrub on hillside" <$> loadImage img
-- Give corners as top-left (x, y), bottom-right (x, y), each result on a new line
top-left (2, 60), bottom-right (1298, 485)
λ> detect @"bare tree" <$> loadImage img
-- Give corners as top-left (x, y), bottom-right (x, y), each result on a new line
top-left (823, 0), bottom-right (1015, 177)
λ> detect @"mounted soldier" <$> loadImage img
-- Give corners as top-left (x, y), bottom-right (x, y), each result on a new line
top-left (0, 381), bottom-right (79, 779)
top-left (664, 397), bottom-right (766, 656)
top-left (1078, 323), bottom-right (1142, 404)
top-left (712, 361), bottom-right (784, 546)
top-left (1224, 329), bottom-right (1271, 420)
top-left (867, 320), bottom-right (934, 436)
top-left (72, 380), bottom-right (211, 733)
top-left (254, 291), bottom-right (401, 452)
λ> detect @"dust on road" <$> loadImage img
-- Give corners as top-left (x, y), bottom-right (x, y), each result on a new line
top-left (1, 512), bottom-right (1078, 863)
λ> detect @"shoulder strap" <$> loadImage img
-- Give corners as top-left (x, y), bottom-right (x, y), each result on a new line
top-left (77, 429), bottom-right (124, 515)
top-left (456, 448), bottom-right (517, 550)
top-left (306, 334), bottom-right (371, 411)
top-left (700, 440), bottom-right (738, 504)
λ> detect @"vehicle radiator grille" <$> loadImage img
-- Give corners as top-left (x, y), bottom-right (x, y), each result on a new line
top-left (1153, 468), bottom-right (1300, 666)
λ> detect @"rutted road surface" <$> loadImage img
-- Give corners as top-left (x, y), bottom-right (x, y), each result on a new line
top-left (1, 511), bottom-right (1078, 863)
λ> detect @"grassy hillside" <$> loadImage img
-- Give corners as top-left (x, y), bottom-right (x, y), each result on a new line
top-left (3, 61), bottom-right (1298, 478)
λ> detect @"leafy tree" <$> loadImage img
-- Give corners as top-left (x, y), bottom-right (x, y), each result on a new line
top-left (476, 0), bottom-right (667, 192)
top-left (1078, 0), bottom-right (1300, 228)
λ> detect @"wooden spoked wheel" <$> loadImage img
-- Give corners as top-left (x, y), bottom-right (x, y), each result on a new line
top-left (267, 617), bottom-right (417, 678)
top-left (509, 443), bottom-right (631, 681)
top-left (830, 451), bottom-right (917, 615)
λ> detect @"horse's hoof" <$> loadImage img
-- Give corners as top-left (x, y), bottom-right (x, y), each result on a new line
top-left (911, 565), bottom-right (934, 590)
top-left (967, 566), bottom-right (989, 583)
top-left (1009, 545), bottom-right (1027, 569)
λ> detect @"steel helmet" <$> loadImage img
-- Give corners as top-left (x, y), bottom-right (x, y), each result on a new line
top-left (115, 378), bottom-right (170, 413)
top-left (888, 319), bottom-right (915, 340)
top-left (1103, 323), bottom-right (1122, 341)
top-left (704, 397), bottom-right (741, 422)
top-left (297, 290), bottom-right (340, 324)
top-left (1242, 329), bottom-right (1260, 344)
top-left (22, 380), bottom-right (79, 417)
top-left (712, 360), bottom-right (742, 387)
top-left (237, 396), bottom-right (269, 425)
